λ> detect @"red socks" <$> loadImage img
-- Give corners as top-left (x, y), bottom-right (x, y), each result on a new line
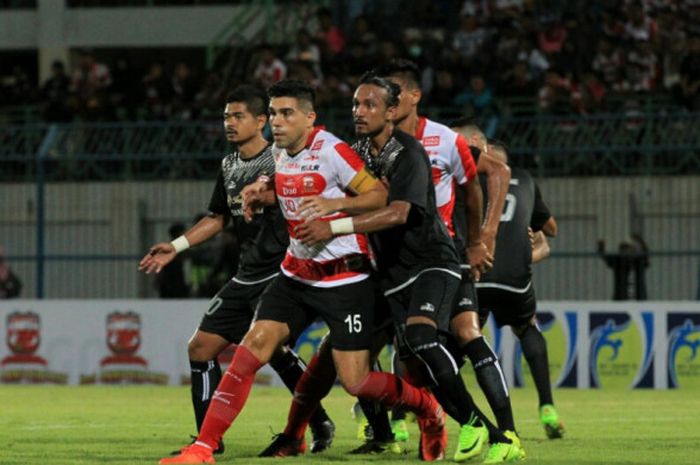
top-left (348, 371), bottom-right (436, 418)
top-left (197, 345), bottom-right (263, 449)
top-left (283, 353), bottom-right (337, 440)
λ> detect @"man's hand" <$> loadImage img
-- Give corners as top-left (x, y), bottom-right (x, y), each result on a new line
top-left (481, 228), bottom-right (497, 256)
top-left (298, 196), bottom-right (341, 221)
top-left (528, 227), bottom-right (535, 249)
top-left (294, 220), bottom-right (333, 246)
top-left (467, 241), bottom-right (493, 282)
top-left (241, 180), bottom-right (273, 222)
top-left (138, 242), bottom-right (176, 274)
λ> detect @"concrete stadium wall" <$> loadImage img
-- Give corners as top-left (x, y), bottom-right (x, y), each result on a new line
top-left (1, 176), bottom-right (699, 299)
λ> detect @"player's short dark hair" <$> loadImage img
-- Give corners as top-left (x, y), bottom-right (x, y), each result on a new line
top-left (487, 138), bottom-right (509, 152)
top-left (358, 72), bottom-right (401, 108)
top-left (448, 116), bottom-right (481, 130)
top-left (374, 59), bottom-right (422, 89)
top-left (226, 85), bottom-right (269, 117)
top-left (268, 79), bottom-right (316, 111)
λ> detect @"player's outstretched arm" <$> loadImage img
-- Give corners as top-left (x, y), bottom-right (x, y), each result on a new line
top-left (138, 213), bottom-right (226, 274)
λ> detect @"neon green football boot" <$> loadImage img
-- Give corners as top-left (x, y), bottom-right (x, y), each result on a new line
top-left (391, 419), bottom-right (410, 442)
top-left (453, 418), bottom-right (488, 462)
top-left (540, 404), bottom-right (565, 439)
top-left (483, 430), bottom-right (526, 463)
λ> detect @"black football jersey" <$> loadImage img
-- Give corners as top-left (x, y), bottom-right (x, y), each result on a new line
top-left (478, 167), bottom-right (551, 290)
top-left (208, 145), bottom-right (288, 283)
top-left (353, 130), bottom-right (460, 293)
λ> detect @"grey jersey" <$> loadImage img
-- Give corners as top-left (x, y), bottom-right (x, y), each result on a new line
top-left (208, 145), bottom-right (288, 283)
top-left (478, 167), bottom-right (551, 290)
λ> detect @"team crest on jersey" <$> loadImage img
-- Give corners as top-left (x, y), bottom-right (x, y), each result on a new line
top-left (420, 302), bottom-right (435, 313)
top-left (423, 136), bottom-right (440, 147)
top-left (1, 311), bottom-right (67, 384)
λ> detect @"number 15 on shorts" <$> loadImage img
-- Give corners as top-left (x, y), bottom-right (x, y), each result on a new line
top-left (344, 314), bottom-right (363, 333)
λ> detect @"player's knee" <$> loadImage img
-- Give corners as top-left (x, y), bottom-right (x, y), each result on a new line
top-left (404, 323), bottom-right (439, 354)
top-left (188, 335), bottom-right (214, 361)
top-left (512, 323), bottom-right (532, 338)
top-left (450, 312), bottom-right (482, 345)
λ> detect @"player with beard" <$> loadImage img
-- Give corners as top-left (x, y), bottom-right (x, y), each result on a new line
top-left (372, 59), bottom-right (518, 448)
top-left (161, 79), bottom-right (448, 465)
top-left (260, 75), bottom-right (524, 463)
top-left (139, 85), bottom-right (334, 456)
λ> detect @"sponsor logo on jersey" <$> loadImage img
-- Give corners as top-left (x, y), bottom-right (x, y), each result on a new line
top-left (311, 140), bottom-right (324, 152)
top-left (458, 298), bottom-right (473, 307)
top-left (1, 311), bottom-right (67, 384)
top-left (423, 136), bottom-right (440, 147)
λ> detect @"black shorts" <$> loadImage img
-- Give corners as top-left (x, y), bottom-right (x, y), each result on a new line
top-left (449, 266), bottom-right (480, 319)
top-left (198, 277), bottom-right (276, 343)
top-left (386, 270), bottom-right (460, 359)
top-left (255, 275), bottom-right (375, 351)
top-left (476, 284), bottom-right (537, 328)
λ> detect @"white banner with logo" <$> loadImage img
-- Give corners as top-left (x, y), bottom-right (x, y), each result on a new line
top-left (0, 300), bottom-right (698, 388)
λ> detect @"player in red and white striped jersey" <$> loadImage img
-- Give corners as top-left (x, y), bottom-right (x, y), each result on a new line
top-left (376, 59), bottom-right (519, 442)
top-left (161, 80), bottom-right (447, 465)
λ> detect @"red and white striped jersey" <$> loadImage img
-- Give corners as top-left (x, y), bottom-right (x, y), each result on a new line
top-left (273, 127), bottom-right (372, 287)
top-left (414, 116), bottom-right (477, 236)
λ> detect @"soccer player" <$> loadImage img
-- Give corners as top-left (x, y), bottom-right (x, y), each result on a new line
top-left (161, 80), bottom-right (447, 465)
top-left (263, 75), bottom-right (523, 463)
top-left (375, 59), bottom-right (517, 441)
top-left (139, 85), bottom-right (334, 456)
top-left (471, 141), bottom-right (564, 439)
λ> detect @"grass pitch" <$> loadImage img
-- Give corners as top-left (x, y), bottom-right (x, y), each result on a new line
top-left (0, 385), bottom-right (697, 465)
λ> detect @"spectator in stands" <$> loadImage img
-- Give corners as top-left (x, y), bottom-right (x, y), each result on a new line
top-left (574, 71), bottom-right (607, 114)
top-left (455, 73), bottom-right (499, 135)
top-left (348, 14), bottom-right (377, 53)
top-left (71, 49), bottom-right (112, 119)
top-left (171, 62), bottom-right (198, 120)
top-left (499, 60), bottom-right (537, 98)
top-left (142, 61), bottom-right (172, 120)
top-left (623, 1), bottom-right (658, 43)
top-left (680, 35), bottom-right (700, 110)
top-left (41, 61), bottom-right (73, 122)
top-left (428, 68), bottom-right (459, 106)
top-left (538, 20), bottom-right (568, 56)
top-left (0, 247), bottom-right (22, 299)
top-left (253, 44), bottom-right (287, 89)
top-left (621, 40), bottom-right (658, 92)
top-left (592, 38), bottom-right (623, 89)
top-left (452, 14), bottom-right (489, 62)
top-left (157, 223), bottom-right (190, 298)
top-left (316, 70), bottom-right (352, 107)
top-left (3, 65), bottom-right (33, 106)
top-left (315, 7), bottom-right (345, 56)
top-left (194, 70), bottom-right (225, 118)
top-left (516, 37), bottom-right (550, 80)
top-left (538, 69), bottom-right (575, 113)
top-left (286, 29), bottom-right (322, 78)
top-left (109, 55), bottom-right (139, 119)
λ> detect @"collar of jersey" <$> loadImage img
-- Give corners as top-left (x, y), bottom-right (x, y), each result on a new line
top-left (305, 125), bottom-right (326, 149)
top-left (414, 116), bottom-right (427, 141)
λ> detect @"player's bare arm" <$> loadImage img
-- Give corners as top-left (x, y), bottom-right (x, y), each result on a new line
top-left (464, 177), bottom-right (493, 281)
top-left (298, 168), bottom-right (387, 220)
top-left (531, 230), bottom-right (551, 264)
top-left (477, 152), bottom-right (511, 255)
top-left (542, 216), bottom-right (558, 237)
top-left (138, 213), bottom-right (226, 274)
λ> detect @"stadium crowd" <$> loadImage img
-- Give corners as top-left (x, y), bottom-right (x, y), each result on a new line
top-left (2, 0), bottom-right (700, 122)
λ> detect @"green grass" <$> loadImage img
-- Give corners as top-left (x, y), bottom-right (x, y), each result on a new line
top-left (0, 385), bottom-right (697, 464)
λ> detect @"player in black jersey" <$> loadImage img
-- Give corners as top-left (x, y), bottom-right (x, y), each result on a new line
top-left (473, 142), bottom-right (564, 440)
top-left (269, 75), bottom-right (523, 463)
top-left (138, 85), bottom-right (334, 454)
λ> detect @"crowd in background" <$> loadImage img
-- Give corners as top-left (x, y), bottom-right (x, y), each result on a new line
top-left (1, 0), bottom-right (700, 123)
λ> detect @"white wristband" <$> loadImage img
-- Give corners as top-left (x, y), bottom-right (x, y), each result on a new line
top-left (329, 217), bottom-right (354, 235)
top-left (170, 235), bottom-right (190, 254)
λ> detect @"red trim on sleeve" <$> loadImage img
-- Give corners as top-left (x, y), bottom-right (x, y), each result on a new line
top-left (414, 116), bottom-right (427, 141)
top-left (455, 133), bottom-right (477, 182)
top-left (334, 142), bottom-right (365, 172)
